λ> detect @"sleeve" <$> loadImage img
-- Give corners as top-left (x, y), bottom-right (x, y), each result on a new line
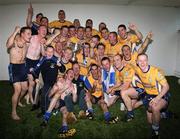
top-left (156, 68), bottom-right (167, 85)
top-left (124, 67), bottom-right (135, 83)
top-left (58, 62), bottom-right (66, 73)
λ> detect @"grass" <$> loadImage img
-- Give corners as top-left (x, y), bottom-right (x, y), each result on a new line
top-left (0, 76), bottom-right (180, 139)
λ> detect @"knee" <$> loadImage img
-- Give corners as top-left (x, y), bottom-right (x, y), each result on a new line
top-left (61, 107), bottom-right (68, 116)
top-left (85, 94), bottom-right (90, 102)
top-left (151, 105), bottom-right (160, 113)
top-left (14, 86), bottom-right (21, 94)
top-left (29, 80), bottom-right (35, 87)
top-left (121, 91), bottom-right (127, 99)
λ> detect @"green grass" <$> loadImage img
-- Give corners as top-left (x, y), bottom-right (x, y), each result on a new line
top-left (0, 76), bottom-right (180, 139)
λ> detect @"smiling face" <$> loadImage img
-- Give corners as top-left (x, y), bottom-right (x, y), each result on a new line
top-left (122, 45), bottom-right (131, 59)
top-left (101, 58), bottom-right (111, 72)
top-left (38, 26), bottom-right (47, 38)
top-left (72, 63), bottom-right (80, 76)
top-left (118, 26), bottom-right (127, 39)
top-left (21, 28), bottom-right (32, 43)
top-left (113, 54), bottom-right (123, 69)
top-left (137, 54), bottom-right (149, 72)
top-left (66, 69), bottom-right (74, 81)
top-left (91, 64), bottom-right (99, 78)
top-left (63, 48), bottom-right (73, 61)
top-left (46, 46), bottom-right (54, 59)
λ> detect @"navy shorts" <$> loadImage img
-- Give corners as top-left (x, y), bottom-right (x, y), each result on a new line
top-left (134, 87), bottom-right (146, 99)
top-left (59, 99), bottom-right (66, 108)
top-left (26, 58), bottom-right (39, 74)
top-left (92, 95), bottom-right (102, 104)
top-left (114, 90), bottom-right (121, 96)
top-left (142, 92), bottom-right (171, 109)
top-left (8, 63), bottom-right (27, 83)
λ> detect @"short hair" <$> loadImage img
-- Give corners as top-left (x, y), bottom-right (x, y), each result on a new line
top-left (58, 10), bottom-right (65, 14)
top-left (86, 19), bottom-right (93, 23)
top-left (109, 31), bottom-right (117, 37)
top-left (85, 26), bottom-right (92, 31)
top-left (92, 35), bottom-right (100, 41)
top-left (64, 47), bottom-right (73, 52)
top-left (77, 26), bottom-right (84, 30)
top-left (46, 45), bottom-right (54, 50)
top-left (84, 42), bottom-right (90, 48)
top-left (61, 25), bottom-right (68, 30)
top-left (101, 27), bottom-right (109, 32)
top-left (118, 24), bottom-right (127, 30)
top-left (66, 68), bottom-right (73, 74)
top-left (137, 53), bottom-right (148, 59)
top-left (20, 26), bottom-right (31, 36)
top-left (40, 16), bottom-right (49, 22)
top-left (101, 56), bottom-right (110, 64)
top-left (121, 45), bottom-right (131, 51)
top-left (69, 25), bottom-right (75, 29)
top-left (72, 61), bottom-right (79, 66)
top-left (53, 27), bottom-right (61, 34)
top-left (38, 25), bottom-right (47, 30)
top-left (114, 54), bottom-right (123, 61)
top-left (36, 13), bottom-right (43, 18)
top-left (97, 43), bottom-right (105, 49)
top-left (90, 63), bottom-right (98, 71)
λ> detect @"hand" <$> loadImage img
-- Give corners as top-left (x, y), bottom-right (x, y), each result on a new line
top-left (35, 79), bottom-right (39, 83)
top-left (15, 26), bottom-right (21, 33)
top-left (147, 31), bottom-right (153, 40)
top-left (40, 38), bottom-right (46, 45)
top-left (107, 87), bottom-right (113, 94)
top-left (28, 3), bottom-right (33, 15)
top-left (149, 96), bottom-right (160, 107)
top-left (128, 23), bottom-right (138, 31)
top-left (56, 60), bottom-right (61, 67)
top-left (29, 68), bottom-right (34, 72)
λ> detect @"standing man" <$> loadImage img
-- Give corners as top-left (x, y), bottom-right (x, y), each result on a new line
top-left (7, 26), bottom-right (32, 120)
top-left (49, 10), bottom-right (72, 28)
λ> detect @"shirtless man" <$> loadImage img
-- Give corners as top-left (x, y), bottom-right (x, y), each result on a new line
top-left (7, 26), bottom-right (32, 120)
top-left (26, 25), bottom-right (60, 104)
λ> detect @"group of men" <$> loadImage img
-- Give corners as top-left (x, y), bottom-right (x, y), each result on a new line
top-left (6, 3), bottom-right (171, 138)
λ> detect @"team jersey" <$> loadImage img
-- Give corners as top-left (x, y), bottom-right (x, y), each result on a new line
top-left (49, 20), bottom-right (72, 28)
top-left (115, 64), bottom-right (135, 85)
top-left (135, 65), bottom-right (167, 95)
top-left (87, 75), bottom-right (103, 98)
top-left (92, 28), bottom-right (101, 37)
top-left (69, 36), bottom-right (80, 44)
top-left (118, 33), bottom-right (140, 46)
top-left (76, 53), bottom-right (97, 75)
top-left (100, 38), bottom-right (110, 46)
top-left (61, 61), bottom-right (72, 71)
top-left (106, 42), bottom-right (123, 62)
top-left (123, 51), bottom-right (138, 67)
top-left (106, 42), bottom-right (123, 56)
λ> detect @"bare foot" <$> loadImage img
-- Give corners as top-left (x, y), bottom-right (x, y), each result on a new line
top-left (26, 101), bottom-right (30, 105)
top-left (18, 102), bottom-right (26, 107)
top-left (25, 95), bottom-right (30, 104)
top-left (11, 113), bottom-right (21, 120)
top-left (30, 98), bottom-right (34, 104)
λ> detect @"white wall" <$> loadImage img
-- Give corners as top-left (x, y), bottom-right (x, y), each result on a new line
top-left (174, 10), bottom-right (180, 77)
top-left (0, 4), bottom-right (179, 80)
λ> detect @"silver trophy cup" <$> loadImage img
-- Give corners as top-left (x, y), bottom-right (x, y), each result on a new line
top-left (69, 43), bottom-right (81, 61)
